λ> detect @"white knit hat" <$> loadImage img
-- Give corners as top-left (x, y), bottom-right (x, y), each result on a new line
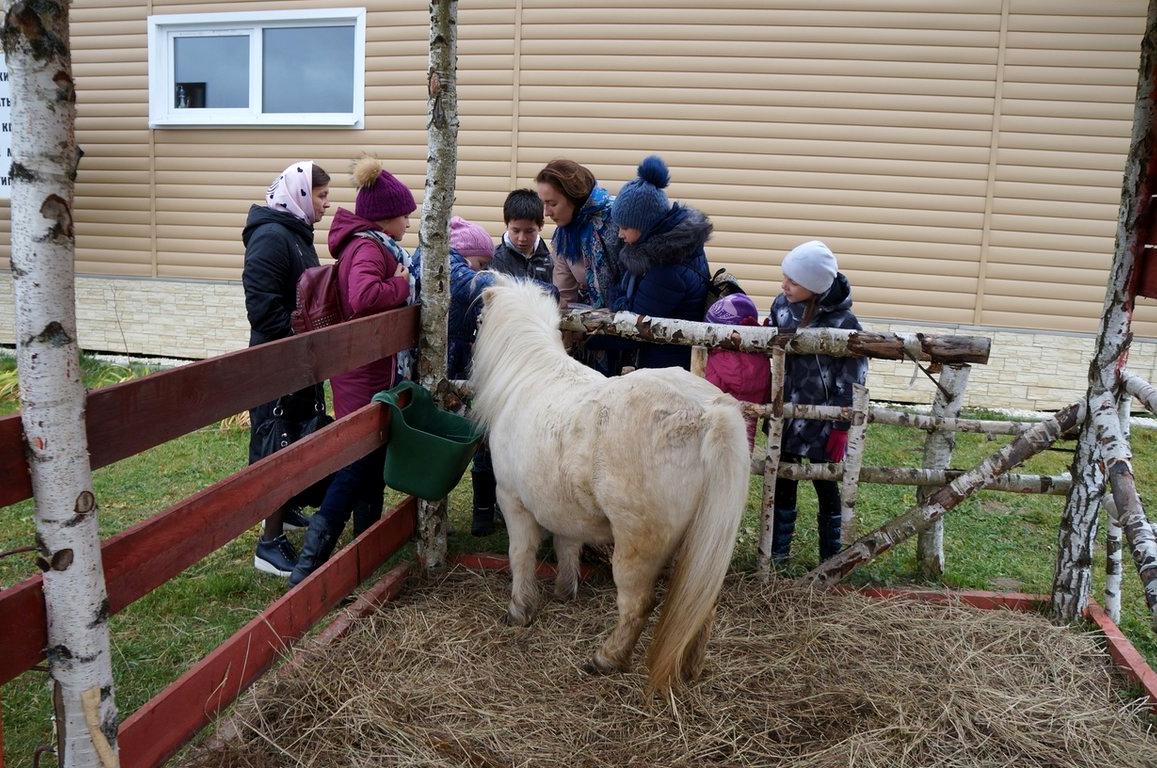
top-left (782, 240), bottom-right (838, 295)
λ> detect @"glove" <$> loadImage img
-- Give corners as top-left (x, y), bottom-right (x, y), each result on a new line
top-left (825, 429), bottom-right (849, 462)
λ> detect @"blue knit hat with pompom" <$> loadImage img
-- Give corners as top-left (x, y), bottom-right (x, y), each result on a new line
top-left (612, 155), bottom-right (671, 237)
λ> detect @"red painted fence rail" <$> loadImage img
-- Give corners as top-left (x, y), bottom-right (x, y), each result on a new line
top-left (0, 306), bottom-right (418, 508)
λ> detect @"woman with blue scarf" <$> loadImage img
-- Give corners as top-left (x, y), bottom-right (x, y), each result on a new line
top-left (535, 159), bottom-right (623, 309)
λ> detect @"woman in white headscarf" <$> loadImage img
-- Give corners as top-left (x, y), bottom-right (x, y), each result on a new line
top-left (241, 161), bottom-right (331, 578)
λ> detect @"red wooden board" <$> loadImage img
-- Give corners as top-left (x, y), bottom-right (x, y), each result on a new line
top-left (117, 497), bottom-right (416, 768)
top-left (0, 306), bottom-right (418, 508)
top-left (0, 402), bottom-right (388, 686)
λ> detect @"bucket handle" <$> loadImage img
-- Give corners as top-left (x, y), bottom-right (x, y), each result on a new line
top-left (372, 380), bottom-right (432, 417)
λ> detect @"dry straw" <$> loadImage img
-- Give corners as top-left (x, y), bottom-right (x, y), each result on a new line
top-left (184, 566), bottom-right (1156, 768)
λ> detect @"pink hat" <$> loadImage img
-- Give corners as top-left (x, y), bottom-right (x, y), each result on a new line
top-left (450, 216), bottom-right (493, 259)
top-left (351, 155), bottom-right (416, 221)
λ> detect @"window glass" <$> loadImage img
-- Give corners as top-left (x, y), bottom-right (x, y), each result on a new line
top-left (262, 26), bottom-right (355, 114)
top-left (174, 35), bottom-right (249, 109)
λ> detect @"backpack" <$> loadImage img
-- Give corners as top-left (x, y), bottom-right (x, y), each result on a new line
top-left (291, 263), bottom-right (345, 333)
top-left (704, 266), bottom-right (746, 309)
top-left (290, 231), bottom-right (396, 334)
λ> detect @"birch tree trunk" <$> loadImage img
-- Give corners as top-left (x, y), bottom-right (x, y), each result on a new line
top-left (1103, 393), bottom-right (1131, 622)
top-left (1091, 392), bottom-right (1157, 629)
top-left (837, 384), bottom-right (869, 548)
top-left (805, 402), bottom-right (1082, 589)
top-left (916, 364), bottom-right (971, 579)
top-left (1051, 0), bottom-right (1157, 624)
top-left (415, 0), bottom-right (457, 572)
top-left (2, 0), bottom-right (120, 765)
top-left (756, 347), bottom-right (786, 581)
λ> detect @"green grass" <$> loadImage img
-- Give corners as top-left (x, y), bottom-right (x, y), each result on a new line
top-left (2, 355), bottom-right (1156, 765)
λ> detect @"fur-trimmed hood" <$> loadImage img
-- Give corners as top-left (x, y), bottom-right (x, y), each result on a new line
top-left (619, 204), bottom-right (712, 277)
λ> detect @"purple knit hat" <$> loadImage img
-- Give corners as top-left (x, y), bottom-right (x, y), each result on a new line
top-left (450, 216), bottom-right (493, 260)
top-left (352, 156), bottom-right (416, 221)
top-left (706, 293), bottom-right (758, 325)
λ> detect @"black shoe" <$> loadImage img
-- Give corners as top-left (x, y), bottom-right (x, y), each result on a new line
top-left (281, 505), bottom-right (311, 530)
top-left (771, 508), bottom-right (798, 566)
top-left (288, 517), bottom-right (338, 587)
top-left (254, 535), bottom-right (298, 577)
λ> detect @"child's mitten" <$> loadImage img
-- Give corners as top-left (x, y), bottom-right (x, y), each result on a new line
top-left (825, 429), bottom-right (849, 462)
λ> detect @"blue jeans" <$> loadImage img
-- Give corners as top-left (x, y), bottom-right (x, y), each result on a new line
top-left (315, 446), bottom-right (386, 538)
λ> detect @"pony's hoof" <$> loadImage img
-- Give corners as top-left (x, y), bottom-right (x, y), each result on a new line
top-left (580, 655), bottom-right (619, 677)
top-left (503, 610), bottom-right (534, 627)
top-left (553, 583), bottom-right (578, 602)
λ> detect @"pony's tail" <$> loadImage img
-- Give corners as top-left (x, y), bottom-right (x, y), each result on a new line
top-left (645, 399), bottom-right (748, 695)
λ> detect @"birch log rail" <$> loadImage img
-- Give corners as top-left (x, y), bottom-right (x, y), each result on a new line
top-left (803, 402), bottom-right (1084, 589)
top-left (559, 308), bottom-right (992, 364)
top-left (742, 402), bottom-right (1035, 437)
top-left (755, 461), bottom-right (1073, 496)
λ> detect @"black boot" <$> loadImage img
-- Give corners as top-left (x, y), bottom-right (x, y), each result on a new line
top-left (470, 470), bottom-right (497, 537)
top-left (818, 508), bottom-right (843, 561)
top-left (771, 507), bottom-right (798, 566)
top-left (288, 516), bottom-right (338, 587)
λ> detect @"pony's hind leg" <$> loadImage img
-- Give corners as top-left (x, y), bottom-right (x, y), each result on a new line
top-left (584, 542), bottom-right (666, 676)
top-left (553, 534), bottom-right (582, 601)
top-left (502, 494), bottom-right (543, 626)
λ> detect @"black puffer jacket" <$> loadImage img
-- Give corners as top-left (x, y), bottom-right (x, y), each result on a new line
top-left (769, 273), bottom-right (868, 460)
top-left (241, 205), bottom-right (320, 347)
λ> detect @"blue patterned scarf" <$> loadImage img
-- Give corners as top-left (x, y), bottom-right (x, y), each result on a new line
top-left (551, 185), bottom-right (621, 308)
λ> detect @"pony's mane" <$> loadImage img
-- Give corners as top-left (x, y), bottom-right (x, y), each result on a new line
top-left (470, 276), bottom-right (588, 426)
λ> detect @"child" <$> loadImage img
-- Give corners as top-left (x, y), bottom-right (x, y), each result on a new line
top-left (704, 293), bottom-right (770, 451)
top-left (492, 189), bottom-right (553, 283)
top-left (410, 216), bottom-right (503, 536)
top-left (767, 240), bottom-right (867, 565)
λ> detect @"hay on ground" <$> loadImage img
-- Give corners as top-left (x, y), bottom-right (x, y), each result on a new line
top-left (183, 566), bottom-right (1156, 768)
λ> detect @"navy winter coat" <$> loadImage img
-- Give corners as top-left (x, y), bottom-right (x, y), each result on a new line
top-left (241, 205), bottom-right (319, 347)
top-left (769, 273), bottom-right (868, 461)
top-left (614, 204), bottom-right (711, 370)
top-left (411, 248), bottom-right (494, 380)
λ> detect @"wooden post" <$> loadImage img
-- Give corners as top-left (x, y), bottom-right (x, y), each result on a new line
top-left (916, 364), bottom-right (971, 579)
top-left (805, 402), bottom-right (1082, 589)
top-left (415, 0), bottom-right (458, 572)
top-left (837, 384), bottom-right (869, 548)
top-left (2, 0), bottom-right (122, 764)
top-left (690, 345), bottom-right (708, 378)
top-left (1104, 392), bottom-right (1130, 622)
top-left (756, 346), bottom-right (786, 580)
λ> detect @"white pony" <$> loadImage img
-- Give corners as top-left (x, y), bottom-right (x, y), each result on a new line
top-left (470, 276), bottom-right (749, 693)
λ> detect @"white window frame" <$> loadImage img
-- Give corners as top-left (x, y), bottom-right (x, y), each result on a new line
top-left (147, 8), bottom-right (366, 129)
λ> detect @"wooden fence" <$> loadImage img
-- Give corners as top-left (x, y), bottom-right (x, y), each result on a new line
top-left (0, 306), bottom-right (418, 768)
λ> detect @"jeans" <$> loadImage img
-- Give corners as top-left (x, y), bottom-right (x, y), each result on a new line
top-left (314, 446), bottom-right (387, 538)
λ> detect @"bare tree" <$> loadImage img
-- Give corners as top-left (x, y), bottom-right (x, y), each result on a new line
top-left (1051, 0), bottom-right (1157, 623)
top-left (2, 0), bottom-right (119, 765)
top-left (415, 0), bottom-right (458, 571)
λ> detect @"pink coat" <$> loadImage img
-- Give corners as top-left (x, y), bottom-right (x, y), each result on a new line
top-left (328, 208), bottom-right (410, 419)
top-left (706, 348), bottom-right (770, 449)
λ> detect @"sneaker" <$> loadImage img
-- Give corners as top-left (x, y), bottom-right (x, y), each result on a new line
top-left (281, 506), bottom-right (311, 530)
top-left (254, 535), bottom-right (298, 577)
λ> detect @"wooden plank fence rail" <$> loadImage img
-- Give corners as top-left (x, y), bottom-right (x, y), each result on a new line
top-left (118, 498), bottom-right (417, 768)
top-left (0, 306), bottom-right (419, 508)
top-left (0, 402), bottom-right (391, 686)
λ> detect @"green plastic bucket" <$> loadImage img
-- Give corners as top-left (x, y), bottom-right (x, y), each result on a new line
top-left (372, 380), bottom-right (486, 501)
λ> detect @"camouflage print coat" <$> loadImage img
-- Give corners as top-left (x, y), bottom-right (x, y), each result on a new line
top-left (768, 273), bottom-right (868, 461)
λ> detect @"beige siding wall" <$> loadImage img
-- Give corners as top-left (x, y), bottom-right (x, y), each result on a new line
top-left (2, 1), bottom-right (1156, 379)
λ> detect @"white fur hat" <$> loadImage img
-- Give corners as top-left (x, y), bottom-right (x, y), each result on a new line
top-left (782, 240), bottom-right (838, 295)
